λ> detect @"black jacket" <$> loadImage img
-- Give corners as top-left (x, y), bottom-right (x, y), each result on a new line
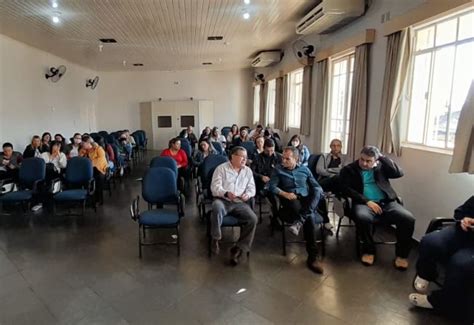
top-left (454, 196), bottom-right (474, 221)
top-left (251, 152), bottom-right (282, 180)
top-left (339, 156), bottom-right (403, 204)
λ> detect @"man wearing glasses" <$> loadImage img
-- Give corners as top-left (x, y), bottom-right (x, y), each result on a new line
top-left (210, 146), bottom-right (257, 266)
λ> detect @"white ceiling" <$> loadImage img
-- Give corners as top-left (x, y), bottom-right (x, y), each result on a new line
top-left (0, 0), bottom-right (315, 71)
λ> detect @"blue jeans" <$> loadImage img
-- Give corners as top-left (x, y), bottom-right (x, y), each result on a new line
top-left (417, 225), bottom-right (474, 320)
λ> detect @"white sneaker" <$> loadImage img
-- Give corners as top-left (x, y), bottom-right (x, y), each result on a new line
top-left (413, 276), bottom-right (430, 294)
top-left (324, 222), bottom-right (334, 230)
top-left (31, 203), bottom-right (43, 212)
top-left (409, 293), bottom-right (433, 309)
top-left (288, 221), bottom-right (302, 236)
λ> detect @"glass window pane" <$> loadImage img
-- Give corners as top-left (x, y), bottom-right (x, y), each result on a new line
top-left (416, 26), bottom-right (435, 51)
top-left (435, 18), bottom-right (457, 46)
top-left (426, 46), bottom-right (456, 147)
top-left (158, 116), bottom-right (172, 128)
top-left (180, 116), bottom-right (194, 127)
top-left (458, 12), bottom-right (474, 41)
top-left (253, 85), bottom-right (260, 123)
top-left (407, 53), bottom-right (432, 143)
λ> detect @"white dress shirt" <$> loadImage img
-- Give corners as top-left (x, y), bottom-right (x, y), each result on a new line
top-left (211, 162), bottom-right (256, 200)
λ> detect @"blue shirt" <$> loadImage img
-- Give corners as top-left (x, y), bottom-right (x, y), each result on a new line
top-left (361, 169), bottom-right (386, 202)
top-left (269, 165), bottom-right (321, 197)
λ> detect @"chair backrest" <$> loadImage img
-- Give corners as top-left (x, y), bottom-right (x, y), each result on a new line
top-left (142, 167), bottom-right (177, 204)
top-left (180, 138), bottom-right (192, 158)
top-left (98, 131), bottom-right (109, 137)
top-left (19, 158), bottom-right (46, 189)
top-left (65, 157), bottom-right (93, 185)
top-left (307, 154), bottom-right (322, 180)
top-left (200, 155), bottom-right (228, 190)
top-left (211, 142), bottom-right (224, 155)
top-left (241, 141), bottom-right (256, 155)
top-left (149, 156), bottom-right (178, 177)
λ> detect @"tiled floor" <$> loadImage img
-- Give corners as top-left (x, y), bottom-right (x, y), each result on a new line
top-left (0, 153), bottom-right (461, 324)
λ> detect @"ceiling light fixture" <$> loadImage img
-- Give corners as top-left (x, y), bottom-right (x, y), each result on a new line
top-left (243, 12), bottom-right (250, 20)
top-left (52, 16), bottom-right (60, 24)
top-left (243, 0), bottom-right (250, 4)
top-left (52, 1), bottom-right (58, 8)
top-left (122, 60), bottom-right (127, 67)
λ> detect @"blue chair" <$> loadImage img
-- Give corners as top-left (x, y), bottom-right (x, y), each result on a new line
top-left (211, 142), bottom-right (225, 155)
top-left (53, 157), bottom-right (95, 216)
top-left (98, 131), bottom-right (109, 138)
top-left (241, 141), bottom-right (256, 155)
top-left (131, 167), bottom-right (183, 258)
top-left (0, 158), bottom-right (45, 212)
top-left (197, 155), bottom-right (228, 220)
top-left (307, 154), bottom-right (322, 180)
top-left (149, 156), bottom-right (178, 179)
top-left (221, 127), bottom-right (231, 139)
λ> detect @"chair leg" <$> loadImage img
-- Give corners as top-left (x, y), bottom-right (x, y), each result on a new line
top-left (282, 226), bottom-right (287, 256)
top-left (143, 226), bottom-right (146, 239)
top-left (138, 225), bottom-right (142, 259)
top-left (336, 215), bottom-right (344, 238)
top-left (320, 224), bottom-right (326, 257)
top-left (176, 225), bottom-right (180, 257)
top-left (82, 200), bottom-right (86, 217)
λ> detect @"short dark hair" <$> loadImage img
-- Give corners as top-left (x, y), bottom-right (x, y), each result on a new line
top-left (263, 139), bottom-right (275, 148)
top-left (81, 135), bottom-right (91, 143)
top-left (230, 146), bottom-right (246, 156)
top-left (2, 142), bottom-right (13, 149)
top-left (256, 124), bottom-right (263, 129)
top-left (283, 146), bottom-right (299, 161)
top-left (168, 137), bottom-right (181, 148)
top-left (360, 145), bottom-right (381, 160)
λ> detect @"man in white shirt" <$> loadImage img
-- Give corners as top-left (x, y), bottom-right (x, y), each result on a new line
top-left (210, 146), bottom-right (258, 265)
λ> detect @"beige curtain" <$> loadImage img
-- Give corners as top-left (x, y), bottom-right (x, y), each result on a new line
top-left (300, 65), bottom-right (313, 136)
top-left (274, 75), bottom-right (289, 132)
top-left (377, 29), bottom-right (411, 156)
top-left (449, 80), bottom-right (474, 174)
top-left (313, 59), bottom-right (328, 153)
top-left (259, 82), bottom-right (268, 126)
top-left (347, 44), bottom-right (370, 160)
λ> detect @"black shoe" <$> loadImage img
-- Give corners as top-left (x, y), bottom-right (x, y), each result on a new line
top-left (230, 246), bottom-right (243, 266)
top-left (307, 258), bottom-right (324, 274)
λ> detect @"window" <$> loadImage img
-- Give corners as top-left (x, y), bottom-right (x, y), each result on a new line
top-left (253, 85), bottom-right (260, 124)
top-left (266, 79), bottom-right (276, 126)
top-left (288, 69), bottom-right (303, 128)
top-left (406, 10), bottom-right (473, 150)
top-left (157, 116), bottom-right (172, 128)
top-left (326, 52), bottom-right (355, 153)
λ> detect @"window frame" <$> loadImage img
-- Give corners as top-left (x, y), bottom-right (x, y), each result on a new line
top-left (253, 84), bottom-right (261, 124)
top-left (287, 68), bottom-right (304, 129)
top-left (404, 9), bottom-right (474, 151)
top-left (266, 79), bottom-right (276, 127)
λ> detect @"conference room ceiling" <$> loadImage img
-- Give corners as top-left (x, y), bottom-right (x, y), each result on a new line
top-left (0, 0), bottom-right (314, 71)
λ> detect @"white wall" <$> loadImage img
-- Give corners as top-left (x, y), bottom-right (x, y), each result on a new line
top-left (0, 34), bottom-right (98, 150)
top-left (255, 0), bottom-right (474, 239)
top-left (96, 69), bottom-right (252, 132)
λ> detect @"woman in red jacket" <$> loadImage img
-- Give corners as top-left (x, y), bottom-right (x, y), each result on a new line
top-left (160, 138), bottom-right (188, 191)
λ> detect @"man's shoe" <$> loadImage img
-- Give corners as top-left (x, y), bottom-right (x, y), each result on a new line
top-left (394, 257), bottom-right (409, 271)
top-left (31, 203), bottom-right (43, 212)
top-left (211, 239), bottom-right (220, 255)
top-left (361, 254), bottom-right (375, 266)
top-left (288, 221), bottom-right (303, 236)
top-left (324, 222), bottom-right (334, 230)
top-left (307, 259), bottom-right (324, 274)
top-left (409, 293), bottom-right (433, 309)
top-left (230, 246), bottom-right (243, 266)
top-left (413, 275), bottom-right (430, 294)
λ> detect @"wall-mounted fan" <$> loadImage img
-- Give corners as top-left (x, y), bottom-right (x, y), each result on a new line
top-left (86, 76), bottom-right (100, 89)
top-left (254, 73), bottom-right (265, 82)
top-left (292, 40), bottom-right (315, 65)
top-left (45, 65), bottom-right (67, 82)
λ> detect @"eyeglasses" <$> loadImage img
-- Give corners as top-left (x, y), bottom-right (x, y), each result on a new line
top-left (234, 154), bottom-right (247, 160)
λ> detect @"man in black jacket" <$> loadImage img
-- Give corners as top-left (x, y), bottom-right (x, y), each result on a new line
top-left (340, 145), bottom-right (415, 269)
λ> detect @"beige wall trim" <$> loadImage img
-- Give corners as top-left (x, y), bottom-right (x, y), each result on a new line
top-left (383, 0), bottom-right (473, 36)
top-left (315, 29), bottom-right (375, 62)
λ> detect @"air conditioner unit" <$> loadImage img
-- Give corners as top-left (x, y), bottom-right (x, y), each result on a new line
top-left (296, 0), bottom-right (365, 35)
top-left (251, 51), bottom-right (281, 67)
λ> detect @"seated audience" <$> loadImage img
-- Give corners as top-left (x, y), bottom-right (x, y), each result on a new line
top-left (232, 127), bottom-right (249, 147)
top-left (161, 138), bottom-right (188, 190)
top-left (340, 145), bottom-right (415, 269)
top-left (249, 135), bottom-right (265, 163)
top-left (226, 124), bottom-right (239, 143)
top-left (54, 134), bottom-right (67, 151)
top-left (249, 124), bottom-right (264, 140)
top-left (268, 146), bottom-right (324, 274)
top-left (316, 139), bottom-right (349, 193)
top-left (64, 133), bottom-right (82, 158)
top-left (186, 125), bottom-right (198, 151)
top-left (264, 127), bottom-right (282, 152)
top-left (23, 135), bottom-right (43, 158)
top-left (209, 127), bottom-right (227, 149)
top-left (41, 141), bottom-right (67, 181)
top-left (210, 146), bottom-right (257, 265)
top-left (288, 135), bottom-right (310, 166)
top-left (0, 143), bottom-right (23, 181)
top-left (409, 196), bottom-right (474, 322)
top-left (199, 126), bottom-right (211, 142)
top-left (80, 135), bottom-right (108, 205)
top-left (41, 132), bottom-right (52, 153)
top-left (193, 139), bottom-right (217, 168)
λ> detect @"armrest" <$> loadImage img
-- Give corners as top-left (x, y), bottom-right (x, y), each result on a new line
top-left (50, 178), bottom-right (62, 194)
top-left (1, 179), bottom-right (17, 194)
top-left (177, 192), bottom-right (185, 217)
top-left (32, 179), bottom-right (45, 193)
top-left (426, 217), bottom-right (456, 234)
top-left (87, 178), bottom-right (96, 195)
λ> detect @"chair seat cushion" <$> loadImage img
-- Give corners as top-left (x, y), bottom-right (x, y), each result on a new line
top-left (0, 190), bottom-right (32, 202)
top-left (139, 208), bottom-right (179, 226)
top-left (54, 189), bottom-right (88, 201)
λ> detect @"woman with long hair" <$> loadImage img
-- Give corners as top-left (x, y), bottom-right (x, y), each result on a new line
top-left (288, 134), bottom-right (310, 166)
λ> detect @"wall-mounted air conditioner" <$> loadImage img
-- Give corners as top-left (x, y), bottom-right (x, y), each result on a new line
top-left (296, 0), bottom-right (365, 35)
top-left (251, 51), bottom-right (281, 67)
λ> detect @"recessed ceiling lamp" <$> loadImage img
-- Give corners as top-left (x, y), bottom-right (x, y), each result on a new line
top-left (52, 1), bottom-right (58, 8)
top-left (52, 15), bottom-right (60, 24)
top-left (243, 0), bottom-right (250, 4)
top-left (243, 12), bottom-right (250, 20)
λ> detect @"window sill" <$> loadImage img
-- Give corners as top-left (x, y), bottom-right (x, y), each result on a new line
top-left (401, 143), bottom-right (453, 156)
